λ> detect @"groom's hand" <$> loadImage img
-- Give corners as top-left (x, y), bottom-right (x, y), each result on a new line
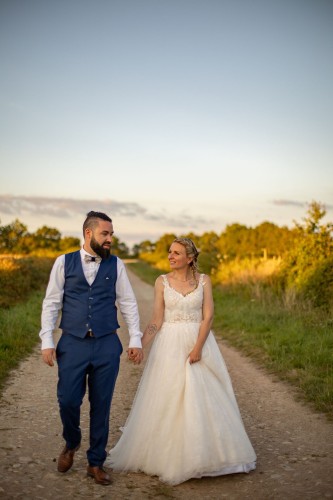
top-left (42, 348), bottom-right (56, 367)
top-left (127, 348), bottom-right (143, 365)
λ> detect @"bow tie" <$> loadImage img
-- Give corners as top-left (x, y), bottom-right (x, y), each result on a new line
top-left (84, 254), bottom-right (102, 264)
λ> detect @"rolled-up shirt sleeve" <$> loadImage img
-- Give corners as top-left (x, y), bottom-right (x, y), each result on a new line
top-left (116, 258), bottom-right (143, 348)
top-left (39, 255), bottom-right (65, 350)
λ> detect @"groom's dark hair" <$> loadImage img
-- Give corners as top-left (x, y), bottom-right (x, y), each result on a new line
top-left (83, 211), bottom-right (112, 236)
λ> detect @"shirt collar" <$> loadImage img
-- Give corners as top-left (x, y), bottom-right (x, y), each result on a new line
top-left (80, 247), bottom-right (96, 259)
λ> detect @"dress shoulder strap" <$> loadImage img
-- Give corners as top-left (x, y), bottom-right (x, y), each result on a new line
top-left (199, 273), bottom-right (205, 285)
top-left (161, 275), bottom-right (168, 286)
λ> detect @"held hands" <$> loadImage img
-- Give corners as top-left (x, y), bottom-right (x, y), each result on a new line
top-left (42, 348), bottom-right (56, 367)
top-left (127, 348), bottom-right (144, 365)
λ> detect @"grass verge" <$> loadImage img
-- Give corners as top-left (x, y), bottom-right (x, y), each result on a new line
top-left (0, 290), bottom-right (44, 395)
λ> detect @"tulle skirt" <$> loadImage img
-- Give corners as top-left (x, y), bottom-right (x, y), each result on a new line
top-left (106, 322), bottom-right (256, 485)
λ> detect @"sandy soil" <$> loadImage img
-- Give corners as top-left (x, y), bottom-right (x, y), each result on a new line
top-left (0, 267), bottom-right (332, 499)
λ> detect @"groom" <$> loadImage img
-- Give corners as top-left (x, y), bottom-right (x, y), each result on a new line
top-left (40, 211), bottom-right (143, 485)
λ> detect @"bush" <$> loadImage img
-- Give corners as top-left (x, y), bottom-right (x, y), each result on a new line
top-left (278, 202), bottom-right (333, 311)
top-left (301, 256), bottom-right (333, 310)
top-left (0, 256), bottom-right (54, 308)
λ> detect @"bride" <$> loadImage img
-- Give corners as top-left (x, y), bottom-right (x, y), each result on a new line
top-left (105, 237), bottom-right (256, 485)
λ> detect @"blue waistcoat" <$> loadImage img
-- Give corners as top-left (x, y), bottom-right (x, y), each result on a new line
top-left (59, 251), bottom-right (120, 338)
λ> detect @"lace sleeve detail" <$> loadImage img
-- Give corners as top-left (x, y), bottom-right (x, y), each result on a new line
top-left (161, 275), bottom-right (168, 287)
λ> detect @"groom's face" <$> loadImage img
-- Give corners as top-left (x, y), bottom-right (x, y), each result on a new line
top-left (89, 220), bottom-right (114, 259)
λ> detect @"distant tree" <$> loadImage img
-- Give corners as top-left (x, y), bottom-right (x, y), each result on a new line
top-left (253, 222), bottom-right (293, 258)
top-left (154, 233), bottom-right (177, 256)
top-left (216, 223), bottom-right (254, 259)
top-left (197, 231), bottom-right (219, 253)
top-left (182, 232), bottom-right (200, 248)
top-left (111, 236), bottom-right (129, 258)
top-left (16, 233), bottom-right (37, 254)
top-left (296, 200), bottom-right (330, 235)
top-left (137, 240), bottom-right (156, 255)
top-left (279, 201), bottom-right (333, 308)
top-left (197, 231), bottom-right (220, 273)
top-left (34, 226), bottom-right (62, 250)
top-left (131, 244), bottom-right (140, 258)
top-left (138, 233), bottom-right (176, 269)
top-left (59, 236), bottom-right (81, 252)
top-left (0, 219), bottom-right (29, 252)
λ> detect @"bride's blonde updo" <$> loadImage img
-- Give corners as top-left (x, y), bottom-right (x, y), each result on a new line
top-left (173, 237), bottom-right (200, 280)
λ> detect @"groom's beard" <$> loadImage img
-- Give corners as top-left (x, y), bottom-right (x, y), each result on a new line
top-left (90, 236), bottom-right (111, 260)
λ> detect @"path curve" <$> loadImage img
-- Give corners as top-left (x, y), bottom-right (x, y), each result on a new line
top-left (0, 268), bottom-right (332, 499)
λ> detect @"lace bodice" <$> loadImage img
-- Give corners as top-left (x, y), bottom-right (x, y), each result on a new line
top-left (162, 274), bottom-right (204, 323)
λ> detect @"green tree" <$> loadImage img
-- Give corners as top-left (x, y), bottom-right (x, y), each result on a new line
top-left (138, 233), bottom-right (176, 269)
top-left (279, 201), bottom-right (333, 308)
top-left (0, 219), bottom-right (29, 252)
top-left (197, 231), bottom-right (219, 253)
top-left (253, 222), bottom-right (293, 258)
top-left (33, 226), bottom-right (62, 250)
top-left (197, 231), bottom-right (220, 273)
top-left (111, 236), bottom-right (129, 258)
top-left (216, 223), bottom-right (255, 259)
top-left (154, 233), bottom-right (177, 256)
top-left (136, 240), bottom-right (156, 255)
top-left (59, 236), bottom-right (81, 252)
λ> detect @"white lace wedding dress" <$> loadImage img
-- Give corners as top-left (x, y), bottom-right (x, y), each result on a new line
top-left (105, 274), bottom-right (256, 485)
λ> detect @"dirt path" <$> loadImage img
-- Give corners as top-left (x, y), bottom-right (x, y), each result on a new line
top-left (0, 268), bottom-right (332, 499)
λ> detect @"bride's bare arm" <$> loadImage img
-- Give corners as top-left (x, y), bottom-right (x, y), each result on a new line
top-left (141, 276), bottom-right (165, 348)
top-left (188, 275), bottom-right (214, 364)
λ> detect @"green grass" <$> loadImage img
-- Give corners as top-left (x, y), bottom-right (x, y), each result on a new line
top-left (0, 290), bottom-right (45, 394)
top-left (127, 260), bottom-right (163, 283)
top-left (128, 261), bottom-right (333, 418)
top-left (0, 256), bottom-right (54, 396)
top-left (213, 285), bottom-right (333, 416)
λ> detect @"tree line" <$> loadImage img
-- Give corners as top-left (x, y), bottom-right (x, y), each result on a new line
top-left (0, 217), bottom-right (295, 263)
top-left (0, 219), bottom-right (130, 258)
top-left (1, 201), bottom-right (332, 310)
top-left (136, 202), bottom-right (333, 312)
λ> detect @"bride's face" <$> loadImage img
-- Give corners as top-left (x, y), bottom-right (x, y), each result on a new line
top-left (168, 242), bottom-right (191, 269)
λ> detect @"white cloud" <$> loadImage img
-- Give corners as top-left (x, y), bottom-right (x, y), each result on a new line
top-left (0, 194), bottom-right (213, 232)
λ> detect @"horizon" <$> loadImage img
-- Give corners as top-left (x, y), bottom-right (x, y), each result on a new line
top-left (1, 195), bottom-right (331, 250)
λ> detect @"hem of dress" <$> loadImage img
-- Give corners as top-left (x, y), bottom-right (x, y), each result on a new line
top-left (158, 461), bottom-right (257, 486)
top-left (104, 460), bottom-right (256, 486)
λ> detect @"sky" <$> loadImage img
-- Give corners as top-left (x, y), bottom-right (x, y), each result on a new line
top-left (0, 0), bottom-right (332, 249)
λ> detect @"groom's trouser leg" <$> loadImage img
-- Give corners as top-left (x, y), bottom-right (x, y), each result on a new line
top-left (56, 334), bottom-right (90, 450)
top-left (87, 333), bottom-right (123, 466)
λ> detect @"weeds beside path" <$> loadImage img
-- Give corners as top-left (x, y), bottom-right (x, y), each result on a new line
top-left (0, 268), bottom-right (332, 499)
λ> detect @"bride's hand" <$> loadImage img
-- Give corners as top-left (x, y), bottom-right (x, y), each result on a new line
top-left (188, 348), bottom-right (202, 364)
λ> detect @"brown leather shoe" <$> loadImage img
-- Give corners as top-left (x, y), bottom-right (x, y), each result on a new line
top-left (57, 444), bottom-right (80, 473)
top-left (87, 465), bottom-right (112, 485)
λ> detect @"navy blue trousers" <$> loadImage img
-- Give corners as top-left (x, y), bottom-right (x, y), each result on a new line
top-left (56, 333), bottom-right (123, 466)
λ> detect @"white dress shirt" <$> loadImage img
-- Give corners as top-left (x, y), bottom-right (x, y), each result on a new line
top-left (39, 248), bottom-right (143, 350)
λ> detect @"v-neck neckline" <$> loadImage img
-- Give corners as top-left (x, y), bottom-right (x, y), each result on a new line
top-left (165, 276), bottom-right (200, 297)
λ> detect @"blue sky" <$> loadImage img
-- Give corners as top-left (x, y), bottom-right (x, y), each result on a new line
top-left (1, 0), bottom-right (332, 248)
